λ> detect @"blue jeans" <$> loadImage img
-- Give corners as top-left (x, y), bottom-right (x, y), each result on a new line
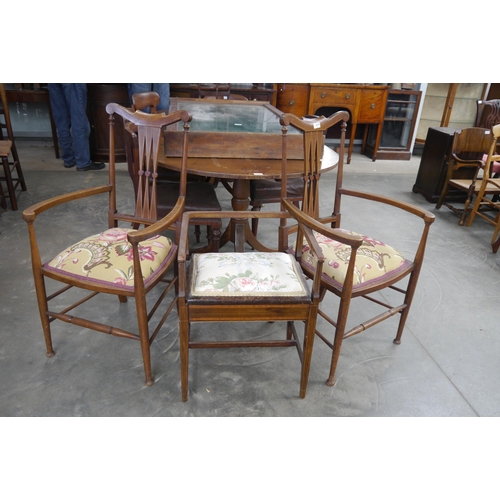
top-left (127, 83), bottom-right (170, 112)
top-left (48, 83), bottom-right (91, 168)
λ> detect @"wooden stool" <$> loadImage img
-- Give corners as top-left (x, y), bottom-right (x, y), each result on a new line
top-left (1, 84), bottom-right (27, 210)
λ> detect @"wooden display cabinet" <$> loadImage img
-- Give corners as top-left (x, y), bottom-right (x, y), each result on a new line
top-left (365, 89), bottom-right (422, 160)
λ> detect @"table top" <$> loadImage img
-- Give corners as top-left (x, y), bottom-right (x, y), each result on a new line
top-left (159, 98), bottom-right (339, 179)
top-left (169, 98), bottom-right (302, 135)
top-left (159, 139), bottom-right (338, 180)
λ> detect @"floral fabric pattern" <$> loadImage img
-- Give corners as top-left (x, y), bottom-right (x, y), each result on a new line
top-left (191, 252), bottom-right (308, 297)
top-left (297, 229), bottom-right (412, 291)
top-left (44, 228), bottom-right (174, 291)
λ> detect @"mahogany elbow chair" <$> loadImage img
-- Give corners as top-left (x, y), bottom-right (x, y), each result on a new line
top-left (22, 104), bottom-right (192, 386)
top-left (279, 111), bottom-right (435, 388)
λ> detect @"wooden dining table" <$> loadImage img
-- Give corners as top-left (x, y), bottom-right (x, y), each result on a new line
top-left (157, 98), bottom-right (339, 251)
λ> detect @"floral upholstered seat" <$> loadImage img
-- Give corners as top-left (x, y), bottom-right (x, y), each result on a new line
top-left (44, 228), bottom-right (175, 292)
top-left (190, 252), bottom-right (309, 298)
top-left (297, 229), bottom-right (413, 293)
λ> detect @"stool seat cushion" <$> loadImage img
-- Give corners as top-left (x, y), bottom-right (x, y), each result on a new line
top-left (44, 228), bottom-right (175, 291)
top-left (250, 178), bottom-right (303, 204)
top-left (297, 229), bottom-right (413, 292)
top-left (157, 181), bottom-right (221, 216)
top-left (190, 252), bottom-right (308, 298)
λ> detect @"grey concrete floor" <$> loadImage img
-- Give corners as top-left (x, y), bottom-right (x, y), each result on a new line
top-left (2, 139), bottom-right (500, 417)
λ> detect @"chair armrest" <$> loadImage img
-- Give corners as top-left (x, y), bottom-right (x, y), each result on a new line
top-left (339, 188), bottom-right (435, 224)
top-left (177, 209), bottom-right (291, 263)
top-left (126, 197), bottom-right (185, 244)
top-left (22, 185), bottom-right (112, 222)
top-left (282, 199), bottom-right (365, 248)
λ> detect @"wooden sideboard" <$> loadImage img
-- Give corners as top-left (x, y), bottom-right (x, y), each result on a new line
top-left (277, 83), bottom-right (389, 163)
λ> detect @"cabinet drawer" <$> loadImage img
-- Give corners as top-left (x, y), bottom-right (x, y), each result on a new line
top-left (310, 88), bottom-right (359, 110)
top-left (358, 90), bottom-right (387, 122)
top-left (277, 83), bottom-right (309, 116)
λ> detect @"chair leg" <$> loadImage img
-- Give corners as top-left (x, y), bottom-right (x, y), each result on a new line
top-left (393, 271), bottom-right (420, 345)
top-left (326, 295), bottom-right (352, 387)
top-left (326, 327), bottom-right (345, 387)
top-left (435, 185), bottom-right (449, 210)
top-left (33, 271), bottom-right (55, 357)
top-left (0, 178), bottom-right (6, 209)
top-left (491, 224), bottom-right (500, 253)
top-left (179, 301), bottom-right (190, 402)
top-left (134, 292), bottom-right (154, 386)
top-left (251, 206), bottom-right (262, 236)
top-left (209, 227), bottom-right (221, 252)
top-left (300, 311), bottom-right (318, 399)
top-left (459, 188), bottom-right (475, 226)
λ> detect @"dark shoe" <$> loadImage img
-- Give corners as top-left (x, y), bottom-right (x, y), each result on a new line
top-left (77, 161), bottom-right (105, 172)
top-left (64, 163), bottom-right (76, 168)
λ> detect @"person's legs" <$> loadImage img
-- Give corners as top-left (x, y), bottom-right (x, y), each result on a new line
top-left (152, 83), bottom-right (170, 112)
top-left (63, 84), bottom-right (92, 168)
top-left (48, 83), bottom-right (76, 167)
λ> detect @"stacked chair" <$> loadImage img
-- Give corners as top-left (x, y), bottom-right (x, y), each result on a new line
top-left (436, 127), bottom-right (500, 225)
top-left (465, 124), bottom-right (500, 252)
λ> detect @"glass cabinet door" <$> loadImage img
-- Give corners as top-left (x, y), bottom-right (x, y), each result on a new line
top-left (381, 91), bottom-right (419, 148)
top-left (366, 89), bottom-right (422, 160)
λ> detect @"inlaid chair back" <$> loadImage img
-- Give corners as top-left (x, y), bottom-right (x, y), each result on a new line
top-left (22, 104), bottom-right (192, 388)
top-left (250, 112), bottom-right (346, 237)
top-left (106, 103), bottom-right (191, 226)
top-left (280, 112), bottom-right (348, 220)
top-left (124, 92), bottom-right (222, 252)
top-left (281, 112), bottom-right (435, 389)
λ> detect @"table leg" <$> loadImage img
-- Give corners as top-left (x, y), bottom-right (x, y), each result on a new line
top-left (218, 179), bottom-right (250, 251)
top-left (347, 122), bottom-right (356, 165)
top-left (219, 178), bottom-right (275, 252)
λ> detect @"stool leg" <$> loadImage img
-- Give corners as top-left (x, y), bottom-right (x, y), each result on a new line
top-left (0, 177), bottom-right (6, 209)
top-left (2, 156), bottom-right (17, 210)
top-left (10, 142), bottom-right (27, 191)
